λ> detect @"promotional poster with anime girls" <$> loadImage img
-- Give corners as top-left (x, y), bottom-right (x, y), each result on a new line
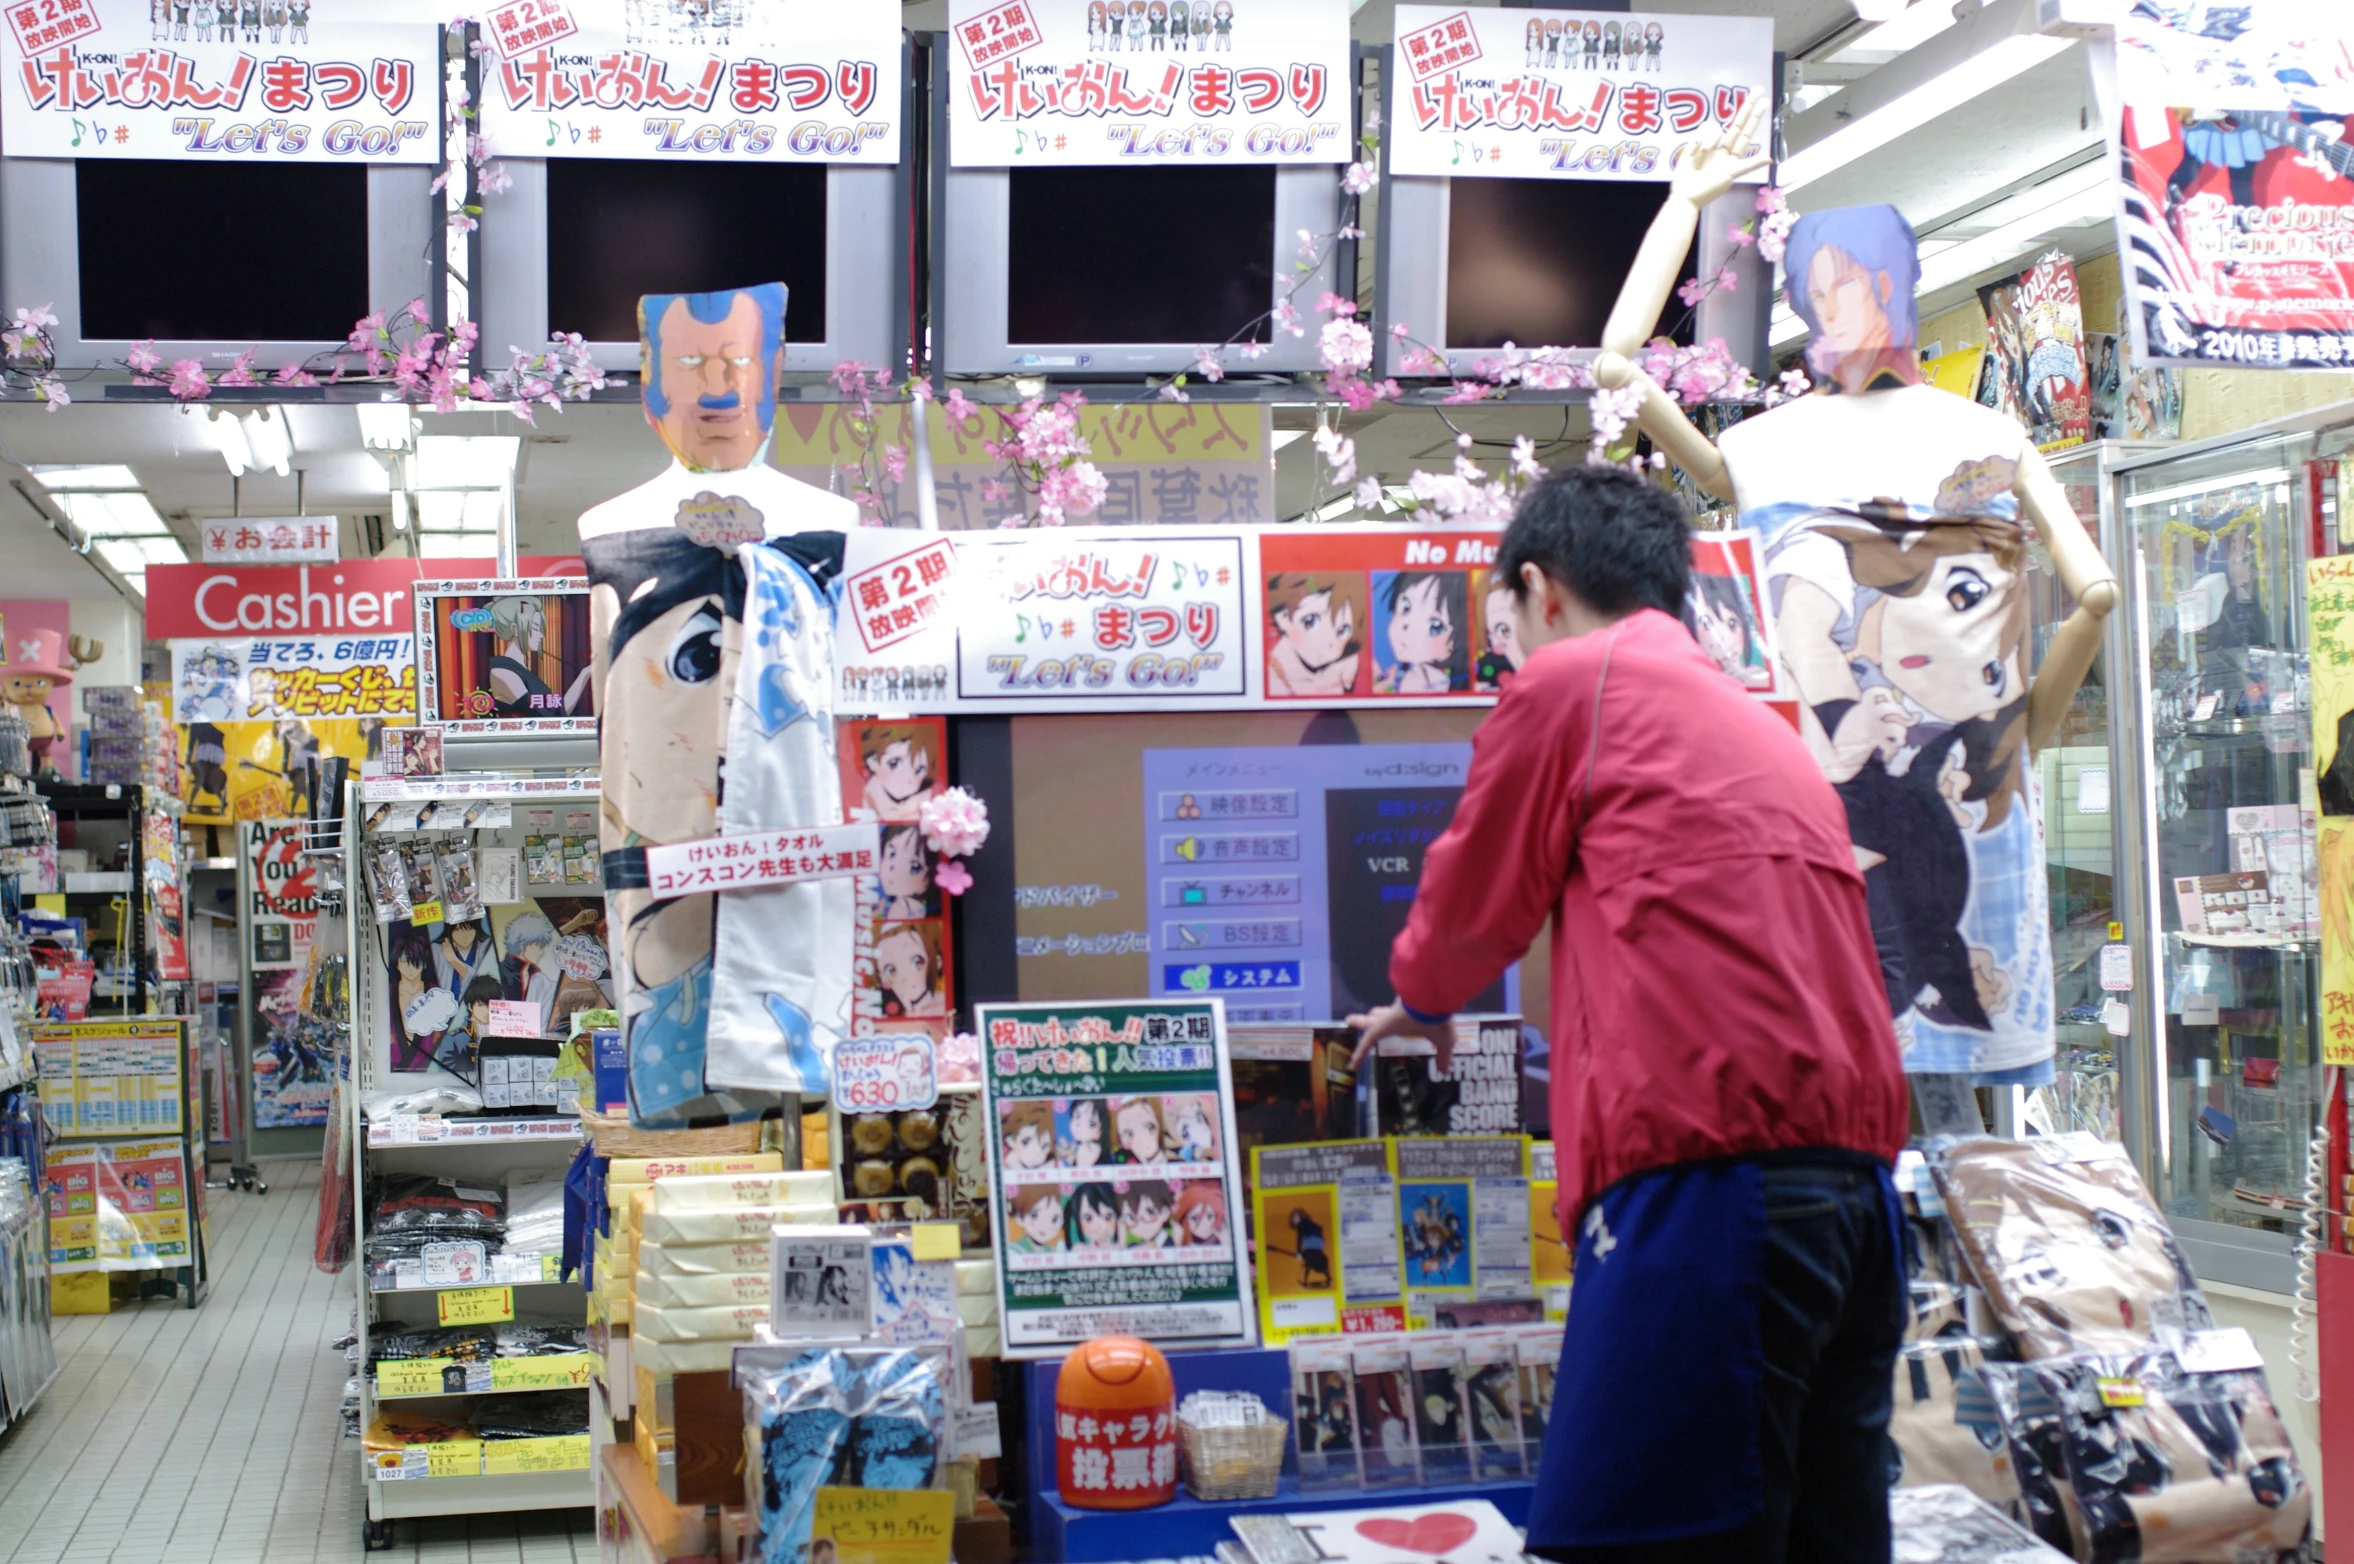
top-left (838, 716), bottom-right (955, 1048)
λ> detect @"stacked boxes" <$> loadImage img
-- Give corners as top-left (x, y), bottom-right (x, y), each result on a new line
top-left (595, 1154), bottom-right (786, 1418)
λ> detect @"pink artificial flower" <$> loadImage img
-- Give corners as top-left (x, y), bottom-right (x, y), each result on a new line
top-left (406, 298), bottom-right (429, 325)
top-left (936, 1032), bottom-right (982, 1086)
top-left (1353, 477), bottom-right (1384, 510)
top-left (1440, 381), bottom-right (1496, 405)
top-left (979, 477), bottom-right (1007, 503)
top-left (1342, 162), bottom-right (1377, 195)
top-left (447, 212), bottom-right (478, 235)
top-left (0, 332), bottom-right (21, 357)
top-left (1036, 460), bottom-right (1108, 524)
top-left (944, 388), bottom-right (979, 432)
top-left (1316, 291), bottom-right (1357, 319)
top-left (882, 444), bottom-right (909, 484)
top-left (126, 340), bottom-right (164, 376)
top-left (166, 359), bottom-right (210, 400)
top-left (1676, 276), bottom-right (1709, 308)
top-left (935, 859), bottom-right (974, 897)
top-left (1272, 299), bottom-right (1305, 339)
top-left (469, 376), bottom-right (494, 400)
top-left (1158, 382), bottom-right (1190, 404)
top-left (918, 787), bottom-right (992, 858)
top-left (1191, 345), bottom-right (1226, 383)
top-left (1311, 425), bottom-right (1356, 487)
top-left (1725, 222), bottom-right (1756, 249)
top-left (1319, 317), bottom-right (1373, 377)
top-left (1754, 185), bottom-right (1787, 215)
top-left (1400, 347), bottom-right (1447, 377)
top-left (37, 378), bottom-right (68, 410)
top-left (275, 365), bottom-right (320, 388)
top-left (217, 351), bottom-right (259, 388)
top-left (12, 303), bottom-right (57, 333)
top-left (909, 378), bottom-right (935, 404)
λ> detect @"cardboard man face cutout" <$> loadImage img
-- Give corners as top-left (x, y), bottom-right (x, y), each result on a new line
top-left (1782, 205), bottom-right (1925, 395)
top-left (638, 282), bottom-right (788, 474)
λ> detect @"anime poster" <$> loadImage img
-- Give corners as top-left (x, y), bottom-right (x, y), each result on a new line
top-left (1386, 5), bottom-right (1772, 181)
top-left (0, 1), bottom-right (438, 163)
top-left (1250, 1139), bottom-right (1405, 1344)
top-left (181, 719), bottom-right (375, 825)
top-left (252, 951), bottom-right (336, 1128)
top-left (142, 808), bottom-right (188, 983)
top-left (945, 0), bottom-right (1353, 168)
top-left (975, 997), bottom-right (1254, 1354)
top-left (1392, 1135), bottom-right (1530, 1328)
top-left (1260, 530), bottom-right (1500, 702)
top-left (1527, 1141), bottom-right (1569, 1318)
top-left (479, 0), bottom-right (902, 163)
top-left (170, 635), bottom-right (416, 722)
top-left (246, 823), bottom-right (318, 972)
top-left (1977, 253), bottom-right (2090, 453)
top-left (414, 581), bottom-right (595, 736)
top-left (46, 1139), bottom-right (190, 1273)
top-left (1682, 532), bottom-right (1783, 697)
top-left (2310, 554), bottom-right (2354, 1064)
top-left (1229, 1026), bottom-right (1359, 1170)
top-left (2112, 6), bottom-right (2354, 368)
top-left (1372, 1015), bottom-right (1522, 1138)
top-left (838, 717), bottom-right (955, 1047)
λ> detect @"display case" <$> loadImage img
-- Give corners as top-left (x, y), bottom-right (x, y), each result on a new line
top-left (2107, 417), bottom-right (2342, 1293)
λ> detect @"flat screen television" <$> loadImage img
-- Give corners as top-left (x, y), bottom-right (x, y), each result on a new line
top-left (0, 158), bottom-right (432, 371)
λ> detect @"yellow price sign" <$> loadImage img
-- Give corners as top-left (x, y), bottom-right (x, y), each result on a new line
top-left (436, 1285), bottom-right (514, 1327)
top-left (481, 1434), bottom-right (591, 1475)
top-left (492, 1356), bottom-right (592, 1391)
top-left (812, 1487), bottom-right (955, 1564)
top-left (2097, 1376), bottom-right (2147, 1409)
top-left (375, 1359), bottom-right (455, 1398)
top-left (426, 1440), bottom-right (483, 1478)
top-left (408, 899), bottom-right (446, 925)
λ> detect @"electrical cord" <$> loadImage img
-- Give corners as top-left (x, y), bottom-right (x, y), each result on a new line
top-left (2290, 1066), bottom-right (2337, 1403)
top-left (1432, 405), bottom-right (1577, 453)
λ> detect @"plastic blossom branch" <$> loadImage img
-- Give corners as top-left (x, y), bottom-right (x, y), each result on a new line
top-left (0, 305), bottom-right (71, 409)
top-left (830, 361), bottom-right (910, 527)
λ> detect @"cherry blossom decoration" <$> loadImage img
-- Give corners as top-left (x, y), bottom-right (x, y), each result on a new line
top-left (935, 1031), bottom-right (983, 1087)
top-left (828, 369), bottom-right (1111, 530)
top-left (916, 785), bottom-right (991, 900)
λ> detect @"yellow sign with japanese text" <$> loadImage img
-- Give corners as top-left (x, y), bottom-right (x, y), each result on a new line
top-left (436, 1286), bottom-right (515, 1327)
top-left (2311, 556), bottom-right (2354, 1065)
top-left (811, 1486), bottom-right (955, 1564)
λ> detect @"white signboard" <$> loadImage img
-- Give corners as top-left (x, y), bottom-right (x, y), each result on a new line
top-left (200, 516), bottom-right (337, 564)
top-left (478, 0), bottom-right (902, 162)
top-left (1385, 5), bottom-right (1770, 181)
top-left (642, 821), bottom-right (879, 901)
top-left (947, 0), bottom-right (1351, 166)
top-left (0, 0), bottom-right (440, 162)
top-left (170, 633), bottom-right (417, 722)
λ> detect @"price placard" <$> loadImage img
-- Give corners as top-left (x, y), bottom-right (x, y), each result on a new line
top-left (832, 1034), bottom-right (937, 1113)
top-left (481, 1434), bottom-right (591, 1475)
top-left (376, 1359), bottom-right (456, 1398)
top-left (493, 1355), bottom-right (593, 1391)
top-left (436, 1285), bottom-right (515, 1327)
top-left (373, 1441), bottom-right (482, 1480)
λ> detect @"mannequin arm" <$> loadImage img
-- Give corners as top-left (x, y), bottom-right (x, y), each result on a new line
top-left (2028, 604), bottom-right (2105, 754)
top-left (2015, 443), bottom-right (2120, 752)
top-left (1590, 356), bottom-right (1734, 500)
top-left (1599, 95), bottom-right (1769, 359)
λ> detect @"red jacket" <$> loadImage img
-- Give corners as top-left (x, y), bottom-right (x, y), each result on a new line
top-left (1389, 609), bottom-right (1908, 1225)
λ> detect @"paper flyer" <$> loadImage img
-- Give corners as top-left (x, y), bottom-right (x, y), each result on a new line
top-left (1250, 1139), bottom-right (1405, 1344)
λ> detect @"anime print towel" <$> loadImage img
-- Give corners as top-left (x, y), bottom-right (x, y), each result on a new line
top-left (1751, 460), bottom-right (2053, 1078)
top-left (583, 526), bottom-right (775, 1130)
top-left (704, 540), bottom-right (853, 1098)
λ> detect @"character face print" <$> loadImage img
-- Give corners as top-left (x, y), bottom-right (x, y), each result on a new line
top-left (1123, 1192), bottom-right (1170, 1243)
top-left (1871, 549), bottom-right (2021, 722)
top-left (1276, 590), bottom-right (1353, 668)
top-left (1387, 576), bottom-right (1456, 668)
top-left (1805, 245), bottom-right (1896, 355)
top-left (1005, 1119), bottom-right (1053, 1168)
top-left (1016, 1193), bottom-right (1062, 1247)
top-left (1116, 1100), bottom-right (1164, 1162)
top-left (396, 955), bottom-right (426, 1021)
top-left (1171, 1097), bottom-right (1215, 1158)
top-left (1483, 586), bottom-right (1521, 669)
top-left (1067, 1099), bottom-right (1105, 1165)
top-left (868, 740), bottom-right (930, 804)
top-left (1077, 1193), bottom-right (1118, 1245)
top-left (879, 829), bottom-right (930, 899)
top-left (1184, 1201), bottom-right (1221, 1241)
top-left (875, 926), bottom-right (933, 1008)
top-left (650, 293), bottom-right (770, 471)
top-left (1695, 599), bottom-right (1747, 673)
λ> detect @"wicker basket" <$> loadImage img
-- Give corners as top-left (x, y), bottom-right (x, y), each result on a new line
top-left (578, 1105), bottom-right (764, 1160)
top-left (1178, 1394), bottom-right (1286, 1502)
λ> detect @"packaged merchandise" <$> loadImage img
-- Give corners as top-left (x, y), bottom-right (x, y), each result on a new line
top-left (639, 1239), bottom-right (774, 1278)
top-left (1889, 1335), bottom-right (2019, 1508)
top-left (524, 831), bottom-right (563, 887)
top-left (1370, 1015), bottom-right (1524, 1138)
top-left (1460, 1332), bottom-right (1526, 1481)
top-left (1932, 1135), bottom-right (2212, 1359)
top-left (472, 1389), bottom-right (591, 1439)
top-left (1515, 1325), bottom-right (1559, 1470)
top-left (637, 1270), bottom-right (774, 1311)
top-left (364, 1411), bottom-right (474, 1449)
top-left (743, 1347), bottom-right (949, 1564)
top-left (645, 1204), bottom-right (838, 1247)
top-left (1407, 1336), bottom-right (1471, 1485)
top-left (437, 839), bottom-right (484, 922)
top-left (837, 1096), bottom-right (991, 1248)
top-left (1977, 1361), bottom-right (2089, 1556)
top-left (1889, 1484), bottom-right (2070, 1562)
top-left (366, 839), bottom-right (413, 922)
top-left (1290, 1337), bottom-right (1360, 1491)
top-left (364, 1175), bottom-right (506, 1267)
top-left (634, 1337), bottom-right (741, 1376)
top-left (634, 1301), bottom-right (771, 1343)
top-left (1348, 1335), bottom-right (1417, 1488)
top-left (770, 1228), bottom-right (873, 1341)
top-left (650, 1171), bottom-right (833, 1212)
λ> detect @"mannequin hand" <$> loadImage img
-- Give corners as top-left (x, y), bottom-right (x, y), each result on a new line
top-left (1669, 92), bottom-right (1771, 209)
top-left (1592, 351), bottom-right (1634, 390)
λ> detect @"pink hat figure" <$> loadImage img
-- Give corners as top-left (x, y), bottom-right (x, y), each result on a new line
top-left (3, 627), bottom-right (77, 760)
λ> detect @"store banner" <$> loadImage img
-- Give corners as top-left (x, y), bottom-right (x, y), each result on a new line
top-left (170, 633), bottom-right (416, 722)
top-left (975, 996), bottom-right (1255, 1355)
top-left (200, 516), bottom-right (338, 564)
top-left (2112, 8), bottom-right (2354, 367)
top-left (0, 0), bottom-right (439, 162)
top-left (945, 0), bottom-right (1352, 167)
top-left (46, 1138), bottom-right (190, 1272)
top-left (180, 718), bottom-right (371, 824)
top-left (145, 555), bottom-right (583, 641)
top-left (478, 0), bottom-right (901, 162)
top-left (1385, 5), bottom-right (1771, 180)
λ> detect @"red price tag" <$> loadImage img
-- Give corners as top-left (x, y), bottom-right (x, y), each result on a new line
top-left (7, 0), bottom-right (100, 59)
top-left (955, 0), bottom-right (1043, 72)
top-left (1397, 9), bottom-right (1482, 83)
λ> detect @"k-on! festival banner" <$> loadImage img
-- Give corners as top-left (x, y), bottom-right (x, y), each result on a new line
top-left (478, 0), bottom-right (902, 162)
top-left (2112, 7), bottom-right (2354, 367)
top-left (975, 997), bottom-right (1254, 1354)
top-left (1385, 5), bottom-right (1770, 180)
top-left (946, 0), bottom-right (1352, 166)
top-left (0, 0), bottom-right (439, 161)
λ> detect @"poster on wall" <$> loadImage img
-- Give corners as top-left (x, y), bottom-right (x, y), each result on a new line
top-left (1260, 528), bottom-right (1506, 701)
top-left (976, 997), bottom-right (1255, 1355)
top-left (171, 634), bottom-right (417, 722)
top-left (478, 0), bottom-right (903, 163)
top-left (246, 823), bottom-right (334, 1126)
top-left (0, 0), bottom-right (440, 163)
top-left (1977, 252), bottom-right (2091, 453)
top-left (946, 0), bottom-right (1353, 167)
top-left (412, 580), bottom-right (595, 736)
top-left (181, 719), bottom-right (373, 824)
top-left (2311, 554), bottom-right (2354, 1064)
top-left (2112, 7), bottom-right (2354, 368)
top-left (1385, 5), bottom-right (1771, 181)
top-left (838, 716), bottom-right (955, 1048)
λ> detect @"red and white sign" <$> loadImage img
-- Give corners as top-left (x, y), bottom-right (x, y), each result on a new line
top-left (947, 0), bottom-right (1353, 167)
top-left (1397, 10), bottom-right (1479, 82)
top-left (644, 822), bottom-right (880, 901)
top-left (485, 1000), bottom-right (544, 1039)
top-left (831, 1034), bottom-right (938, 1113)
top-left (144, 556), bottom-right (584, 640)
top-left (482, 0), bottom-right (577, 61)
top-left (848, 536), bottom-right (959, 654)
top-left (5, 0), bottom-right (99, 59)
top-left (200, 517), bottom-right (338, 565)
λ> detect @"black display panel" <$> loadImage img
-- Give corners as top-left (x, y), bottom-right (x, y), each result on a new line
top-left (1007, 165), bottom-right (1275, 345)
top-left (1444, 177), bottom-right (1694, 350)
top-left (547, 159), bottom-right (828, 343)
top-left (78, 161), bottom-right (369, 342)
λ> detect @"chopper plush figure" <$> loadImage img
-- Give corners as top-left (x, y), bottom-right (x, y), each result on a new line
top-left (579, 282), bottom-right (857, 1127)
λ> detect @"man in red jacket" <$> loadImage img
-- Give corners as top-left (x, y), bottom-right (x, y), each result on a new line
top-left (1350, 466), bottom-right (1910, 1563)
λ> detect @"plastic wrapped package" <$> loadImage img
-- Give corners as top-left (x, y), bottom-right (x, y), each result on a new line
top-left (503, 1176), bottom-right (567, 1262)
top-left (1978, 1362), bottom-right (2088, 1557)
top-left (1890, 1483), bottom-right (2070, 1562)
top-left (472, 1389), bottom-right (590, 1439)
top-left (2032, 1351), bottom-right (2310, 1562)
top-left (1889, 1334), bottom-right (2019, 1508)
top-left (370, 1326), bottom-right (500, 1364)
top-left (743, 1347), bottom-right (949, 1564)
top-left (1930, 1134), bottom-right (2211, 1360)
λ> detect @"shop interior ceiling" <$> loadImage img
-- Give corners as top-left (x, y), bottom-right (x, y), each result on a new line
top-left (0, 0), bottom-right (2122, 611)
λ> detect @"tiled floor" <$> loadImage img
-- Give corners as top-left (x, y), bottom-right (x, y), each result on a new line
top-left (0, 1156), bottom-right (595, 1564)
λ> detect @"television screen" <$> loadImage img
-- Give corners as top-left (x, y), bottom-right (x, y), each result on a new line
top-left (78, 161), bottom-right (369, 342)
top-left (1444, 178), bottom-right (1693, 350)
top-left (416, 584), bottom-right (595, 733)
top-left (547, 159), bottom-right (828, 343)
top-left (1006, 166), bottom-right (1276, 346)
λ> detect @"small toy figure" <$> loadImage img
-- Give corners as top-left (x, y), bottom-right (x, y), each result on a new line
top-left (2, 628), bottom-right (83, 770)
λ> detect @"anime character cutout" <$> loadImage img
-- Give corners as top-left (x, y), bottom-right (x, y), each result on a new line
top-left (874, 823), bottom-right (939, 920)
top-left (1192, 0), bottom-right (1210, 46)
top-left (285, 0), bottom-right (305, 40)
top-left (638, 281), bottom-right (789, 474)
top-left (1147, 0), bottom-right (1165, 49)
top-left (486, 596), bottom-right (592, 717)
top-left (1212, 0), bottom-right (1231, 49)
top-left (1168, 0), bottom-right (1187, 51)
top-left (387, 922), bottom-right (461, 1075)
top-left (1266, 572), bottom-right (1364, 697)
top-left (179, 644), bottom-right (242, 722)
top-left (1067, 1182), bottom-right (1121, 1249)
top-left (184, 722), bottom-right (230, 814)
top-left (1087, 0), bottom-right (1105, 48)
top-left (1524, 17), bottom-right (1543, 65)
top-left (1287, 1204), bottom-right (1332, 1286)
top-left (1581, 20), bottom-right (1601, 67)
top-left (871, 921), bottom-right (946, 1019)
top-left (1127, 0), bottom-right (1146, 48)
top-left (1681, 570), bottom-right (1769, 689)
top-left (1373, 571), bottom-right (1467, 694)
top-left (1787, 203), bottom-right (1924, 395)
top-left (1643, 21), bottom-right (1664, 70)
top-left (857, 722), bottom-right (941, 822)
top-left (1543, 18), bottom-right (1561, 65)
top-left (1603, 19), bottom-right (1621, 68)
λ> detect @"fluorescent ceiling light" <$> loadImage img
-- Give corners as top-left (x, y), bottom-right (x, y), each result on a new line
top-left (93, 534), bottom-right (185, 594)
top-left (55, 490), bottom-right (169, 538)
top-left (2125, 468), bottom-right (2292, 509)
top-left (413, 435), bottom-right (519, 491)
top-left (417, 530), bottom-right (495, 558)
top-left (1835, 0), bottom-right (1959, 61)
top-left (242, 408), bottom-right (293, 477)
top-left (33, 465), bottom-right (139, 490)
top-left (207, 410), bottom-right (252, 477)
top-left (1913, 182), bottom-right (2112, 295)
top-left (356, 403), bottom-right (416, 451)
top-left (1782, 33), bottom-right (2073, 191)
top-left (415, 490), bottom-right (505, 532)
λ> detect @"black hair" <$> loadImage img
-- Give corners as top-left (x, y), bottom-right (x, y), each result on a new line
top-left (1495, 465), bottom-right (1692, 619)
top-left (1379, 570), bottom-right (1470, 690)
top-left (1066, 1182), bottom-right (1119, 1235)
top-left (1681, 571), bottom-right (1756, 659)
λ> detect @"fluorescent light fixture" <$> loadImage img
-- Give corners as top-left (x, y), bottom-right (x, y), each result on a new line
top-left (32, 465), bottom-right (139, 490)
top-left (356, 403), bottom-right (416, 451)
top-left (1782, 33), bottom-right (2073, 191)
top-left (1836, 0), bottom-right (1959, 61)
top-left (414, 489), bottom-right (506, 533)
top-left (2125, 468), bottom-right (2293, 509)
top-left (1848, 0), bottom-right (1910, 21)
top-left (1913, 177), bottom-right (2112, 295)
top-left (413, 434), bottom-right (520, 491)
top-left (242, 408), bottom-right (293, 477)
top-left (206, 409), bottom-right (252, 477)
top-left (54, 489), bottom-right (170, 538)
top-left (1271, 429), bottom-right (1308, 451)
top-left (92, 533), bottom-right (185, 594)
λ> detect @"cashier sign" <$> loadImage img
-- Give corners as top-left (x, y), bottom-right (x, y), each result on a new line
top-left (643, 821), bottom-right (880, 900)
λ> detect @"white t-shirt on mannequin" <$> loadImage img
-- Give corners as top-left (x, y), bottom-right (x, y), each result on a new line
top-left (576, 457), bottom-right (859, 542)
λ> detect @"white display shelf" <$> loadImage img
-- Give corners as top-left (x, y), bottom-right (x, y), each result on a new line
top-left (368, 1467), bottom-right (593, 1517)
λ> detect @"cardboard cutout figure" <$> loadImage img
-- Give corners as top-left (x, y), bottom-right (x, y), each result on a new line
top-left (1592, 112), bottom-right (2119, 1081)
top-left (579, 282), bottom-right (857, 1128)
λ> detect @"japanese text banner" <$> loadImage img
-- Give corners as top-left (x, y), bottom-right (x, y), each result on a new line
top-left (947, 0), bottom-right (1351, 167)
top-left (1385, 5), bottom-right (1770, 181)
top-left (2112, 5), bottom-right (2354, 368)
top-left (643, 821), bottom-right (879, 901)
top-left (170, 634), bottom-right (417, 722)
top-left (478, 0), bottom-right (901, 162)
top-left (0, 0), bottom-right (439, 162)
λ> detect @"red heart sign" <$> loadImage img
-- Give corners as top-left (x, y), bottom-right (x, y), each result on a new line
top-left (1355, 1514), bottom-right (1481, 1557)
